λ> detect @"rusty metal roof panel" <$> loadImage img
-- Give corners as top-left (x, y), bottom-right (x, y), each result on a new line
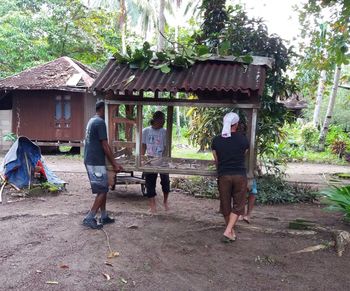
top-left (91, 57), bottom-right (269, 96)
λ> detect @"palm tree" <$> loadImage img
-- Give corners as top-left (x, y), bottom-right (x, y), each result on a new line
top-left (319, 65), bottom-right (342, 150)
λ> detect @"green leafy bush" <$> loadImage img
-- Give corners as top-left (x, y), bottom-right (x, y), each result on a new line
top-left (301, 123), bottom-right (319, 150)
top-left (320, 185), bottom-right (350, 220)
top-left (171, 175), bottom-right (317, 205)
top-left (326, 124), bottom-right (350, 149)
top-left (3, 132), bottom-right (17, 142)
top-left (256, 176), bottom-right (317, 205)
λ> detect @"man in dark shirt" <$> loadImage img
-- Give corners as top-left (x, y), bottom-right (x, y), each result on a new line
top-left (212, 112), bottom-right (249, 241)
top-left (83, 100), bottom-right (123, 229)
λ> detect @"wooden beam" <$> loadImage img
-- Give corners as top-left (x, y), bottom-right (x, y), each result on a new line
top-left (112, 141), bottom-right (136, 148)
top-left (166, 106), bottom-right (173, 157)
top-left (105, 98), bottom-right (260, 109)
top-left (135, 105), bottom-right (143, 167)
top-left (105, 101), bottom-right (110, 144)
top-left (35, 142), bottom-right (83, 147)
top-left (248, 108), bottom-right (258, 179)
top-left (121, 165), bottom-right (217, 176)
top-left (112, 117), bottom-right (136, 125)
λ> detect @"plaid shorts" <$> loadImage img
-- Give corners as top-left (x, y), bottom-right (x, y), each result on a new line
top-left (85, 164), bottom-right (109, 194)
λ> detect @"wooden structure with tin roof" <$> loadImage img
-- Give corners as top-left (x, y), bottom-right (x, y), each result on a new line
top-left (91, 56), bottom-right (272, 177)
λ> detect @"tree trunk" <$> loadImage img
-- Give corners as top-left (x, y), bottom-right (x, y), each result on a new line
top-left (313, 70), bottom-right (327, 128)
top-left (158, 0), bottom-right (165, 50)
top-left (319, 66), bottom-right (342, 150)
top-left (119, 0), bottom-right (126, 53)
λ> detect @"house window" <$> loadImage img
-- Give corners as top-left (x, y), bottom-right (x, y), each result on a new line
top-left (55, 95), bottom-right (71, 128)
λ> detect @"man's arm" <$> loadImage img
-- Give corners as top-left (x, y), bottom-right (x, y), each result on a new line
top-left (101, 140), bottom-right (123, 172)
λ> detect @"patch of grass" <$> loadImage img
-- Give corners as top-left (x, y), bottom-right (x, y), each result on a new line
top-left (171, 146), bottom-right (213, 160)
top-left (59, 146), bottom-right (71, 153)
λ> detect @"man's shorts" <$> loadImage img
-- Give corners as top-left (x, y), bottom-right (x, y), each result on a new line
top-left (218, 175), bottom-right (247, 216)
top-left (85, 165), bottom-right (109, 194)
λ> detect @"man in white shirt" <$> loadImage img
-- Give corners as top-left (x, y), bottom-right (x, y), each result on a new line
top-left (142, 111), bottom-right (170, 213)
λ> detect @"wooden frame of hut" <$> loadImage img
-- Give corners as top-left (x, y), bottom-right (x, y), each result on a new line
top-left (91, 56), bottom-right (273, 178)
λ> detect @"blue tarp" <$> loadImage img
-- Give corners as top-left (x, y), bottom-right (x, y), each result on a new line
top-left (0, 137), bottom-right (65, 188)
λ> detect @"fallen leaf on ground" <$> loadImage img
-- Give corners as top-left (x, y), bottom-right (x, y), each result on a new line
top-left (127, 224), bottom-right (138, 229)
top-left (46, 281), bottom-right (59, 285)
top-left (105, 261), bottom-right (113, 267)
top-left (291, 242), bottom-right (334, 254)
top-left (36, 270), bottom-right (42, 273)
top-left (60, 264), bottom-right (69, 269)
top-left (102, 273), bottom-right (111, 281)
top-left (107, 251), bottom-right (120, 258)
top-left (120, 278), bottom-right (127, 284)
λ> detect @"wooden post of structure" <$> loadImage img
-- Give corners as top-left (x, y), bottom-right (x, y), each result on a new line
top-left (248, 108), bottom-right (258, 179)
top-left (105, 101), bottom-right (110, 144)
top-left (166, 106), bottom-right (174, 157)
top-left (136, 105), bottom-right (143, 167)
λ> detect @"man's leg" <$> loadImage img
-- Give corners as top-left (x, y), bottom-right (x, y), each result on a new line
top-left (229, 176), bottom-right (248, 237)
top-left (218, 176), bottom-right (236, 239)
top-left (99, 193), bottom-right (115, 224)
top-left (145, 173), bottom-right (158, 213)
top-left (243, 194), bottom-right (256, 223)
top-left (160, 173), bottom-right (170, 210)
top-left (84, 165), bottom-right (111, 228)
top-left (223, 212), bottom-right (239, 240)
top-left (83, 193), bottom-right (106, 229)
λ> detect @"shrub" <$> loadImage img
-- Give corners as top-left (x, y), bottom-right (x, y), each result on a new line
top-left (256, 175), bottom-right (317, 205)
top-left (326, 124), bottom-right (350, 149)
top-left (320, 185), bottom-right (350, 220)
top-left (171, 175), bottom-right (317, 205)
top-left (301, 123), bottom-right (319, 150)
top-left (330, 140), bottom-right (347, 158)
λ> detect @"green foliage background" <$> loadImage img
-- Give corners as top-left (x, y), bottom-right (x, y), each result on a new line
top-left (0, 0), bottom-right (122, 78)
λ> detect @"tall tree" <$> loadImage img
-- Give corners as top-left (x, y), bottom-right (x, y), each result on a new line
top-left (313, 70), bottom-right (327, 128)
top-left (297, 0), bottom-right (350, 141)
top-left (319, 65), bottom-right (342, 149)
top-left (188, 4), bottom-right (291, 155)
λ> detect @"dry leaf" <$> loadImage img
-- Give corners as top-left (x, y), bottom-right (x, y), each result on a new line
top-left (105, 261), bottom-right (113, 267)
top-left (107, 251), bottom-right (120, 258)
top-left (36, 270), bottom-right (42, 273)
top-left (127, 224), bottom-right (138, 229)
top-left (102, 273), bottom-right (111, 281)
top-left (46, 281), bottom-right (59, 285)
top-left (120, 278), bottom-right (127, 284)
top-left (60, 264), bottom-right (69, 269)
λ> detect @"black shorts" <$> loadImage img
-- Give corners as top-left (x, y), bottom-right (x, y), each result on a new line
top-left (144, 173), bottom-right (170, 198)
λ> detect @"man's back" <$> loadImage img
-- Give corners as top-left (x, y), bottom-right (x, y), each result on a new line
top-left (212, 132), bottom-right (249, 176)
top-left (84, 116), bottom-right (107, 166)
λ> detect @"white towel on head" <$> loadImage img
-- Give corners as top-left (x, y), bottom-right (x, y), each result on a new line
top-left (221, 112), bottom-right (239, 138)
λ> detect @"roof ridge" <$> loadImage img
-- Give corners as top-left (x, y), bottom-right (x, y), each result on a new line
top-left (62, 57), bottom-right (95, 87)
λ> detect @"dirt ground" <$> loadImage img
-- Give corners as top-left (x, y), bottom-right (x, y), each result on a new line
top-left (0, 156), bottom-right (350, 291)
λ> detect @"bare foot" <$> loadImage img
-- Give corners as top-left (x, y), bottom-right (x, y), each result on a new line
top-left (148, 207), bottom-right (156, 215)
top-left (243, 215), bottom-right (250, 224)
top-left (149, 198), bottom-right (157, 214)
top-left (223, 229), bottom-right (236, 241)
top-left (163, 202), bottom-right (169, 211)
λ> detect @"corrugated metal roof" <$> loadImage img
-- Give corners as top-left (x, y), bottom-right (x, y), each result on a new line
top-left (91, 57), bottom-right (269, 96)
top-left (0, 57), bottom-right (97, 91)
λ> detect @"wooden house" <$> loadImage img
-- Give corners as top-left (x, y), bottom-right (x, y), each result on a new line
top-left (0, 57), bottom-right (98, 149)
